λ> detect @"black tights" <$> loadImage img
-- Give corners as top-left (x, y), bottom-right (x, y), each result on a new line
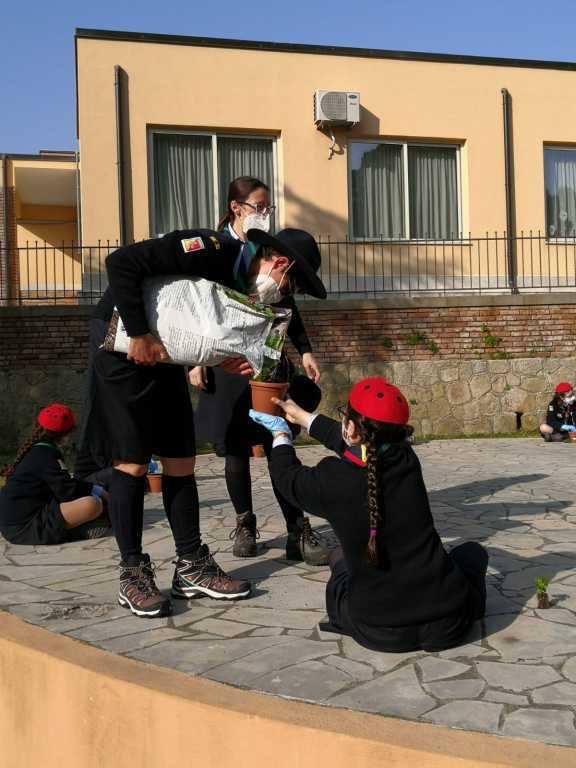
top-left (225, 443), bottom-right (302, 528)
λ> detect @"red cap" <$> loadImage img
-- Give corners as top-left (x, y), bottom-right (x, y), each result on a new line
top-left (555, 382), bottom-right (573, 394)
top-left (37, 403), bottom-right (76, 433)
top-left (348, 377), bottom-right (410, 425)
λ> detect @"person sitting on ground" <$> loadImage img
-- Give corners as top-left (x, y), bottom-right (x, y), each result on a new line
top-left (250, 377), bottom-right (488, 653)
top-left (540, 382), bottom-right (576, 442)
top-left (0, 404), bottom-right (110, 545)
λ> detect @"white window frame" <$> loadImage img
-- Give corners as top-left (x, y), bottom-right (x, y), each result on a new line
top-left (148, 128), bottom-right (279, 236)
top-left (347, 139), bottom-right (462, 242)
top-left (543, 144), bottom-right (576, 243)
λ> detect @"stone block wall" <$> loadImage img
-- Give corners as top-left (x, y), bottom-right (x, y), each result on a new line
top-left (2, 294), bottom-right (576, 451)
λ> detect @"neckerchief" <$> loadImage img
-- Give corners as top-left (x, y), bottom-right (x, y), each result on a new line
top-left (229, 224), bottom-right (259, 293)
top-left (341, 443), bottom-right (390, 467)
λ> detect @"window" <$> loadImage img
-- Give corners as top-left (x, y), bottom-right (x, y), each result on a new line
top-left (349, 141), bottom-right (460, 240)
top-left (545, 147), bottom-right (576, 238)
top-left (150, 131), bottom-right (276, 235)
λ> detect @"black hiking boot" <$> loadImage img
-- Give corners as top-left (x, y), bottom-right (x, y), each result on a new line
top-left (230, 511), bottom-right (260, 557)
top-left (286, 517), bottom-right (329, 566)
top-left (171, 544), bottom-right (252, 600)
top-left (118, 554), bottom-right (172, 618)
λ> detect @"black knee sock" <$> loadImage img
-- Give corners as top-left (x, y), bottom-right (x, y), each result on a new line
top-left (225, 454), bottom-right (253, 515)
top-left (162, 474), bottom-right (201, 557)
top-left (109, 469), bottom-right (146, 562)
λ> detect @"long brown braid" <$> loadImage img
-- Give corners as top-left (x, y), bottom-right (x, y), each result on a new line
top-left (0, 425), bottom-right (57, 478)
top-left (346, 404), bottom-right (413, 567)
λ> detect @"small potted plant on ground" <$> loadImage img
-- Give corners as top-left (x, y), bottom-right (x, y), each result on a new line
top-left (536, 576), bottom-right (551, 609)
top-left (147, 459), bottom-right (163, 493)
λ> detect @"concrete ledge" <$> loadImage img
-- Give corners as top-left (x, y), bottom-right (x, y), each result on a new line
top-left (0, 304), bottom-right (94, 318)
top-left (299, 292), bottom-right (576, 311)
top-left (0, 611), bottom-right (574, 768)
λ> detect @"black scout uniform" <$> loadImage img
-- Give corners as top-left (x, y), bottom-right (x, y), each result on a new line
top-left (0, 442), bottom-right (94, 545)
top-left (546, 396), bottom-right (576, 437)
top-left (268, 415), bottom-right (488, 652)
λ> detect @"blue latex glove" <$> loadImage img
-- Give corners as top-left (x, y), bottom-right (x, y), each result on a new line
top-left (561, 424), bottom-right (576, 432)
top-left (91, 484), bottom-right (105, 499)
top-left (249, 409), bottom-right (291, 435)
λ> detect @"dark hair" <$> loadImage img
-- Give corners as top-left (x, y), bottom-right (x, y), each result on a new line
top-left (345, 403), bottom-right (413, 566)
top-left (0, 425), bottom-right (65, 478)
top-left (217, 176), bottom-right (270, 230)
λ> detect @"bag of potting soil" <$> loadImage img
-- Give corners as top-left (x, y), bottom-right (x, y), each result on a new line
top-left (103, 276), bottom-right (292, 377)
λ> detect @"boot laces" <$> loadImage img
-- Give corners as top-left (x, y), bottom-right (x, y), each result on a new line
top-left (301, 518), bottom-right (321, 547)
top-left (228, 515), bottom-right (261, 542)
top-left (122, 560), bottom-right (160, 597)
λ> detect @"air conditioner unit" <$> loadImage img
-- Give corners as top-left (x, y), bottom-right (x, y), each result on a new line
top-left (314, 90), bottom-right (360, 126)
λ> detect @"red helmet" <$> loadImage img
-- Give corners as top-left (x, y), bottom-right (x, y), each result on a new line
top-left (348, 377), bottom-right (410, 425)
top-left (555, 382), bottom-right (573, 394)
top-left (37, 403), bottom-right (76, 433)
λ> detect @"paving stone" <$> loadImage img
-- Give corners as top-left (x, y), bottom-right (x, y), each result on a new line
top-left (562, 657), bottom-right (576, 682)
top-left (323, 655), bottom-right (374, 682)
top-left (252, 660), bottom-right (352, 701)
top-left (484, 614), bottom-right (576, 660)
top-left (483, 690), bottom-right (529, 706)
top-left (502, 709), bottom-right (576, 747)
top-left (340, 636), bottom-right (424, 673)
top-left (424, 679), bottom-right (486, 700)
top-left (532, 681), bottom-right (576, 706)
top-left (329, 666), bottom-right (436, 718)
top-left (191, 618), bottom-right (251, 638)
top-left (424, 701), bottom-right (503, 734)
top-left (222, 606), bottom-right (322, 629)
top-left (99, 628), bottom-right (185, 653)
top-left (67, 615), bottom-right (172, 641)
top-left (477, 661), bottom-right (561, 692)
top-left (249, 627), bottom-right (285, 636)
top-left (206, 639), bottom-right (338, 686)
top-left (417, 657), bottom-right (470, 682)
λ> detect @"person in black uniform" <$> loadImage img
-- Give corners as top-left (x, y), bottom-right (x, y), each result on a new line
top-left (540, 381), bottom-right (576, 442)
top-left (251, 377), bottom-right (489, 653)
top-left (82, 223), bottom-right (327, 618)
top-left (0, 404), bottom-right (110, 545)
top-left (192, 177), bottom-right (329, 564)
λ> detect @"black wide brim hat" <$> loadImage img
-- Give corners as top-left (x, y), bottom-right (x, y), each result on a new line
top-left (247, 228), bottom-right (327, 300)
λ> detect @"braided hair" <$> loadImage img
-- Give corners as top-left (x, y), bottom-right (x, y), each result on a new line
top-left (0, 425), bottom-right (59, 478)
top-left (345, 403), bottom-right (413, 566)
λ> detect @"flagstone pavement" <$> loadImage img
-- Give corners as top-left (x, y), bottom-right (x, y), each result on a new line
top-left (3, 438), bottom-right (576, 749)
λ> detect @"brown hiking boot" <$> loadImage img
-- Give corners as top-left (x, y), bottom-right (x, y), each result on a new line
top-left (286, 517), bottom-right (329, 566)
top-left (229, 511), bottom-right (260, 557)
top-left (171, 544), bottom-right (251, 600)
top-left (118, 554), bottom-right (172, 617)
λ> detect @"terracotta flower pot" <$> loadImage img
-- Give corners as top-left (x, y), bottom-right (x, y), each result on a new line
top-left (537, 592), bottom-right (550, 609)
top-left (147, 473), bottom-right (163, 493)
top-left (569, 432), bottom-right (576, 443)
top-left (252, 445), bottom-right (266, 459)
top-left (249, 380), bottom-right (289, 416)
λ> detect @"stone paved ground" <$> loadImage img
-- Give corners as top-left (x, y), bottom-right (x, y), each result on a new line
top-left (3, 438), bottom-right (576, 749)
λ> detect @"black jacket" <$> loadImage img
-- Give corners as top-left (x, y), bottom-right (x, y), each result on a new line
top-left (268, 416), bottom-right (473, 652)
top-left (546, 397), bottom-right (576, 431)
top-left (0, 442), bottom-right (93, 534)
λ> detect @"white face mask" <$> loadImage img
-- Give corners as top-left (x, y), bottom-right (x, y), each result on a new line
top-left (564, 395), bottom-right (576, 404)
top-left (341, 417), bottom-right (354, 446)
top-left (242, 212), bottom-right (270, 234)
top-left (248, 265), bottom-right (283, 304)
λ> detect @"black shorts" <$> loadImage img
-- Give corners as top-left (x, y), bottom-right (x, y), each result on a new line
top-left (4, 499), bottom-right (68, 546)
top-left (87, 349), bottom-right (196, 464)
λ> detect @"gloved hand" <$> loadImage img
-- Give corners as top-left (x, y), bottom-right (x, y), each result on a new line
top-left (561, 424), bottom-right (576, 432)
top-left (249, 410), bottom-right (291, 436)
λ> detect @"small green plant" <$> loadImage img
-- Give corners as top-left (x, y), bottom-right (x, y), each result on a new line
top-left (503, 383), bottom-right (512, 392)
top-left (382, 337), bottom-right (394, 350)
top-left (535, 577), bottom-right (549, 595)
top-left (481, 324), bottom-right (503, 349)
top-left (409, 399), bottom-right (418, 406)
top-left (405, 330), bottom-right (439, 354)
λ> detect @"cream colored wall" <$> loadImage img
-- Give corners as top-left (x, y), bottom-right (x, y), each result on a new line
top-left (77, 38), bottom-right (576, 245)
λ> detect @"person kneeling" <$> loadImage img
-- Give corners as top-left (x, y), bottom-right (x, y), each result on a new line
top-left (0, 404), bottom-right (110, 545)
top-left (251, 377), bottom-right (488, 653)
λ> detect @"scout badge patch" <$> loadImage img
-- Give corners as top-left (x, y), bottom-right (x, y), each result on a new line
top-left (181, 237), bottom-right (204, 253)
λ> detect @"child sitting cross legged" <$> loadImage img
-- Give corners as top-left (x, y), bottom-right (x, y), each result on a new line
top-left (250, 377), bottom-right (488, 653)
top-left (0, 404), bottom-right (111, 545)
top-left (540, 382), bottom-right (576, 442)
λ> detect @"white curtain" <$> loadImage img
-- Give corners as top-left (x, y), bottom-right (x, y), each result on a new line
top-left (351, 143), bottom-right (404, 239)
top-left (545, 150), bottom-right (576, 237)
top-left (408, 147), bottom-right (458, 239)
top-left (153, 134), bottom-right (214, 234)
top-left (217, 137), bottom-right (275, 219)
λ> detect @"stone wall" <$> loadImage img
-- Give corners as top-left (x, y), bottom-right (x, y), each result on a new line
top-left (3, 295), bottom-right (576, 451)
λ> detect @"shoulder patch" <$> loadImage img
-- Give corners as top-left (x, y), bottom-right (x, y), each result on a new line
top-left (209, 236), bottom-right (221, 250)
top-left (181, 236), bottom-right (204, 253)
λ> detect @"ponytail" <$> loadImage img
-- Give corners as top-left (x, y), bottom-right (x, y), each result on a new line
top-left (0, 425), bottom-right (58, 478)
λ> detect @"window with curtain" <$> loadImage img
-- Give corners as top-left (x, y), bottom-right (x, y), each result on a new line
top-left (349, 141), bottom-right (459, 240)
top-left (545, 147), bottom-right (576, 238)
top-left (152, 132), bottom-right (275, 235)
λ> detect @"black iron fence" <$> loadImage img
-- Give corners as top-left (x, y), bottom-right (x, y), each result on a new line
top-left (3, 232), bottom-right (576, 305)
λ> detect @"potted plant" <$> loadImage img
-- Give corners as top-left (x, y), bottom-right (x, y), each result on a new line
top-left (249, 314), bottom-right (290, 416)
top-left (536, 576), bottom-right (551, 609)
top-left (147, 459), bottom-right (163, 493)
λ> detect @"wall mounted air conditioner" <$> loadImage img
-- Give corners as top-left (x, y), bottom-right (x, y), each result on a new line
top-left (314, 90), bottom-right (360, 126)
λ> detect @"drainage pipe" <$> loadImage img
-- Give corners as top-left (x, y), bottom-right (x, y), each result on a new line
top-left (115, 65), bottom-right (127, 246)
top-left (501, 88), bottom-right (518, 294)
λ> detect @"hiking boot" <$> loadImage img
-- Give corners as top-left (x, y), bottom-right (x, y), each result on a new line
top-left (172, 544), bottom-right (252, 600)
top-left (286, 517), bottom-right (329, 566)
top-left (229, 511), bottom-right (260, 558)
top-left (118, 554), bottom-right (172, 618)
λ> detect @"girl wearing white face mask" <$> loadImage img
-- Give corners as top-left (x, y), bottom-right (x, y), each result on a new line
top-left (193, 177), bottom-right (328, 563)
top-left (540, 382), bottom-right (576, 442)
